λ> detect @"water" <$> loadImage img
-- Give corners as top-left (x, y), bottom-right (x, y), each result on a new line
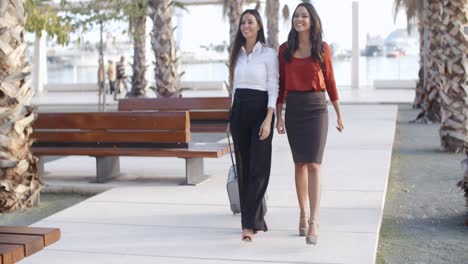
top-left (48, 66), bottom-right (98, 84)
top-left (181, 55), bottom-right (419, 89)
top-left (46, 55), bottom-right (419, 89)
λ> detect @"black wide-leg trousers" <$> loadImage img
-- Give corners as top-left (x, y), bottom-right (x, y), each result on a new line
top-left (230, 88), bottom-right (274, 232)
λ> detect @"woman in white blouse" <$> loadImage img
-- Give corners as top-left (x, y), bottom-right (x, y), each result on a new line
top-left (228, 9), bottom-right (279, 242)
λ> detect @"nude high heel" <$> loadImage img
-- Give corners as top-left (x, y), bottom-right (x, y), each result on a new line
top-left (305, 221), bottom-right (318, 245)
top-left (299, 217), bottom-right (308, 236)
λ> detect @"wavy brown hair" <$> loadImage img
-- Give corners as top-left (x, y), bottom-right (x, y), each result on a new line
top-left (284, 2), bottom-right (324, 65)
top-left (228, 9), bottom-right (266, 93)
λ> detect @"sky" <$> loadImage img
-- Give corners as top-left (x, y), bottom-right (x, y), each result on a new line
top-left (38, 0), bottom-right (408, 52)
top-left (176, 0), bottom-right (408, 51)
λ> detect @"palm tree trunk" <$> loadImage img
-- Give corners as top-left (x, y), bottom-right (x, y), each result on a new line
top-left (413, 17), bottom-right (424, 109)
top-left (438, 0), bottom-right (467, 221)
top-left (414, 0), bottom-right (442, 123)
top-left (149, 0), bottom-right (180, 97)
top-left (127, 1), bottom-right (148, 98)
top-left (0, 0), bottom-right (40, 212)
top-left (438, 0), bottom-right (467, 153)
top-left (227, 0), bottom-right (242, 51)
top-left (266, 0), bottom-right (279, 50)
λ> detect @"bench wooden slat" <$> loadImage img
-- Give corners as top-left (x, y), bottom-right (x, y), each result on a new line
top-left (0, 227), bottom-right (60, 247)
top-left (0, 235), bottom-right (44, 257)
top-left (34, 112), bottom-right (190, 130)
top-left (118, 97), bottom-right (231, 111)
top-left (33, 131), bottom-right (190, 144)
top-left (32, 143), bottom-right (231, 158)
top-left (189, 111), bottom-right (229, 121)
top-left (0, 244), bottom-right (24, 264)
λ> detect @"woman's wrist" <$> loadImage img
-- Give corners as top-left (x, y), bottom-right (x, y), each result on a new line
top-left (265, 108), bottom-right (274, 120)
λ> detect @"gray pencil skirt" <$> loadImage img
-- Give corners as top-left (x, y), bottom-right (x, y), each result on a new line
top-left (285, 91), bottom-right (328, 164)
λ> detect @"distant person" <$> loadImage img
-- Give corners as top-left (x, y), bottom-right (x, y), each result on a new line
top-left (276, 2), bottom-right (344, 245)
top-left (107, 60), bottom-right (116, 95)
top-left (228, 9), bottom-right (278, 242)
top-left (97, 60), bottom-right (105, 95)
top-left (115, 56), bottom-right (128, 100)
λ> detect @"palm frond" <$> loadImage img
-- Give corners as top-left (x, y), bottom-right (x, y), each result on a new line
top-left (174, 1), bottom-right (188, 11)
top-left (393, 0), bottom-right (424, 33)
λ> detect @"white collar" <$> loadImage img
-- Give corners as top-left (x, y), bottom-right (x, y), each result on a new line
top-left (241, 41), bottom-right (263, 55)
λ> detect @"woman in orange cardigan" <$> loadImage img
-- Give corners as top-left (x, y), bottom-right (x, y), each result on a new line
top-left (276, 2), bottom-right (344, 245)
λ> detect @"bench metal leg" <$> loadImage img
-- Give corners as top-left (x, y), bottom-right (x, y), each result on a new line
top-left (37, 156), bottom-right (45, 177)
top-left (183, 158), bottom-right (209, 185)
top-left (96, 157), bottom-right (120, 183)
top-left (32, 157), bottom-right (45, 207)
top-left (31, 190), bottom-right (40, 207)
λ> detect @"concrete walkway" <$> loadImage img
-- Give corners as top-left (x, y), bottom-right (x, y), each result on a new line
top-left (22, 104), bottom-right (397, 264)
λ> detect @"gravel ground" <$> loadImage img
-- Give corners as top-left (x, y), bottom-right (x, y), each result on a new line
top-left (0, 193), bottom-right (92, 226)
top-left (376, 104), bottom-right (468, 264)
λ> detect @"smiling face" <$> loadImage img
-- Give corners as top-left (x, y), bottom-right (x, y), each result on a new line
top-left (293, 6), bottom-right (311, 33)
top-left (240, 13), bottom-right (261, 41)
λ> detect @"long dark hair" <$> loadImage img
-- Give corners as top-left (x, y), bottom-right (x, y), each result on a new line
top-left (284, 3), bottom-right (324, 64)
top-left (228, 9), bottom-right (266, 93)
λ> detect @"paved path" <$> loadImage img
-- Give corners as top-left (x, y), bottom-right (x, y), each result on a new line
top-left (23, 104), bottom-right (397, 264)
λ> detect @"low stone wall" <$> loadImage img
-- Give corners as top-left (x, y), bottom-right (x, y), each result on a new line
top-left (373, 79), bottom-right (417, 90)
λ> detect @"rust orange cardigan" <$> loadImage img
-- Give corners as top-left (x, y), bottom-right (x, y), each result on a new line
top-left (276, 42), bottom-right (339, 105)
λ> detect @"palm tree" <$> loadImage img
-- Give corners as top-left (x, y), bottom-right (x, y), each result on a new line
top-left (437, 0), bottom-right (467, 153)
top-left (394, 0), bottom-right (441, 123)
top-left (419, 0), bottom-right (442, 123)
top-left (394, 0), bottom-right (426, 111)
top-left (265, 0), bottom-right (279, 50)
top-left (149, 0), bottom-right (181, 97)
top-left (396, 0), bottom-right (468, 219)
top-left (0, 0), bottom-right (40, 212)
top-left (126, 0), bottom-right (148, 98)
top-left (223, 0), bottom-right (243, 51)
top-left (438, 1), bottom-right (467, 212)
top-left (412, 16), bottom-right (424, 109)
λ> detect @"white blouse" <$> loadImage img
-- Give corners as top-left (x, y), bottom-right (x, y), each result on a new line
top-left (233, 42), bottom-right (279, 109)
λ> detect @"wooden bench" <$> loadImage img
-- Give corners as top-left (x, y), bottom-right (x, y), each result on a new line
top-left (0, 226), bottom-right (60, 264)
top-left (118, 97), bottom-right (231, 133)
top-left (32, 111), bottom-right (230, 185)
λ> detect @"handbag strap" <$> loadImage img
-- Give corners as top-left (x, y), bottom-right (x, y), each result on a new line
top-left (226, 129), bottom-right (237, 178)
